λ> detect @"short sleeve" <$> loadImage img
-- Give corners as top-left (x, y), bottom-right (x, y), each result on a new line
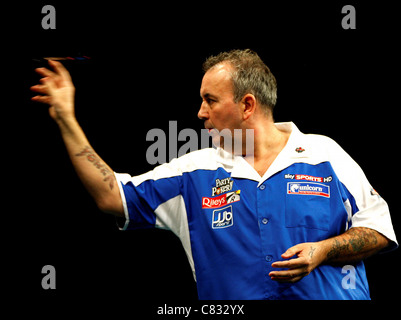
top-left (114, 159), bottom-right (183, 231)
top-left (327, 139), bottom-right (398, 252)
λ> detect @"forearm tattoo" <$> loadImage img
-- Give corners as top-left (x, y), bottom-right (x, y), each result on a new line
top-left (75, 146), bottom-right (116, 190)
top-left (326, 227), bottom-right (379, 262)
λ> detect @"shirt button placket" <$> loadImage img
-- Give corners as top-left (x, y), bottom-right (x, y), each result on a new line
top-left (257, 183), bottom-right (274, 279)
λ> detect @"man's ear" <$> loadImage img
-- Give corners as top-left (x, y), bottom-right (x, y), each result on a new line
top-left (241, 94), bottom-right (257, 120)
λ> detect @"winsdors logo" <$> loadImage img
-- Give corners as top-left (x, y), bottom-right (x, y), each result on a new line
top-left (287, 182), bottom-right (330, 198)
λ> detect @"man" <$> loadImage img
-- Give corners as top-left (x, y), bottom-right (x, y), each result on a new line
top-left (31, 49), bottom-right (397, 299)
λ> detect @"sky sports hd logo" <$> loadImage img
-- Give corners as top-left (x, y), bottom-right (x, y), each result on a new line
top-left (287, 182), bottom-right (330, 198)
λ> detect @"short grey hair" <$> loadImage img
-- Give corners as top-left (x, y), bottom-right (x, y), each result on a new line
top-left (203, 49), bottom-right (277, 115)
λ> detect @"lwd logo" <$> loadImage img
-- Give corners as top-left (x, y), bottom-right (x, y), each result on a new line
top-left (212, 206), bottom-right (233, 229)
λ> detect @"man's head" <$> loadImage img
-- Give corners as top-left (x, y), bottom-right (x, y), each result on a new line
top-left (201, 49), bottom-right (277, 116)
top-left (198, 49), bottom-right (277, 150)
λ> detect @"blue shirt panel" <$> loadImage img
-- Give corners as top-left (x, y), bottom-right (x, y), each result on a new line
top-left (120, 161), bottom-right (370, 299)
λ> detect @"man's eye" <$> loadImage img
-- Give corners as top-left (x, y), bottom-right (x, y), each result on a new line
top-left (201, 96), bottom-right (216, 105)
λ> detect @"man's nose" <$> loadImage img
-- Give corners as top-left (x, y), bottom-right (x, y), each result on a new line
top-left (197, 102), bottom-right (209, 120)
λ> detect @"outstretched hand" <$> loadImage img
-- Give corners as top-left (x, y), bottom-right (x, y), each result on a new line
top-left (31, 60), bottom-right (75, 123)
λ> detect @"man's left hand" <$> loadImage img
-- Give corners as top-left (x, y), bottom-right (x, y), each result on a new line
top-left (269, 242), bottom-right (326, 283)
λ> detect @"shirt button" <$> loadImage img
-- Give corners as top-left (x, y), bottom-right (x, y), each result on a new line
top-left (262, 218), bottom-right (269, 224)
top-left (265, 255), bottom-right (273, 262)
top-left (259, 185), bottom-right (266, 190)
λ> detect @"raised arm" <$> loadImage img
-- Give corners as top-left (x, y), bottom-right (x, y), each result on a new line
top-left (31, 60), bottom-right (124, 217)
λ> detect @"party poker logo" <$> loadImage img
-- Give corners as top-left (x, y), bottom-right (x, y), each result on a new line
top-left (212, 178), bottom-right (234, 196)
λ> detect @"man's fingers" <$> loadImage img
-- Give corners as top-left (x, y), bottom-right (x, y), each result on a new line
top-left (31, 77), bottom-right (57, 105)
top-left (34, 61), bottom-right (70, 87)
top-left (48, 60), bottom-right (72, 81)
top-left (35, 67), bottom-right (56, 78)
top-left (31, 77), bottom-right (56, 93)
top-left (270, 260), bottom-right (288, 268)
top-left (270, 256), bottom-right (309, 283)
top-left (281, 244), bottom-right (304, 259)
top-left (268, 242), bottom-right (319, 283)
top-left (271, 256), bottom-right (306, 269)
top-left (30, 83), bottom-right (50, 95)
top-left (269, 269), bottom-right (309, 283)
top-left (269, 269), bottom-right (306, 278)
top-left (31, 95), bottom-right (51, 104)
top-left (270, 274), bottom-right (307, 283)
top-left (281, 248), bottom-right (295, 259)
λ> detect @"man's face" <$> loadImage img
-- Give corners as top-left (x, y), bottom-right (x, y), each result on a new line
top-left (198, 63), bottom-right (243, 147)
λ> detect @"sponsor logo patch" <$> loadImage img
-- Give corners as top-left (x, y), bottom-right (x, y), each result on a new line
top-left (212, 205), bottom-right (234, 229)
top-left (212, 177), bottom-right (234, 196)
top-left (202, 190), bottom-right (241, 209)
top-left (287, 182), bottom-right (330, 198)
top-left (284, 173), bottom-right (333, 183)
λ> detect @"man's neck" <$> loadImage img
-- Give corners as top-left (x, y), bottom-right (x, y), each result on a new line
top-left (244, 118), bottom-right (290, 177)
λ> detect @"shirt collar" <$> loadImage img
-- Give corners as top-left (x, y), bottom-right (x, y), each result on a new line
top-left (216, 122), bottom-right (310, 184)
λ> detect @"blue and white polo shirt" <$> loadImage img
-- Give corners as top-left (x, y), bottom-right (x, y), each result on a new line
top-left (114, 122), bottom-right (397, 300)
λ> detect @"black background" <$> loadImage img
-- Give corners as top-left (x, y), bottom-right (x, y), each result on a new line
top-left (7, 0), bottom-right (400, 317)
